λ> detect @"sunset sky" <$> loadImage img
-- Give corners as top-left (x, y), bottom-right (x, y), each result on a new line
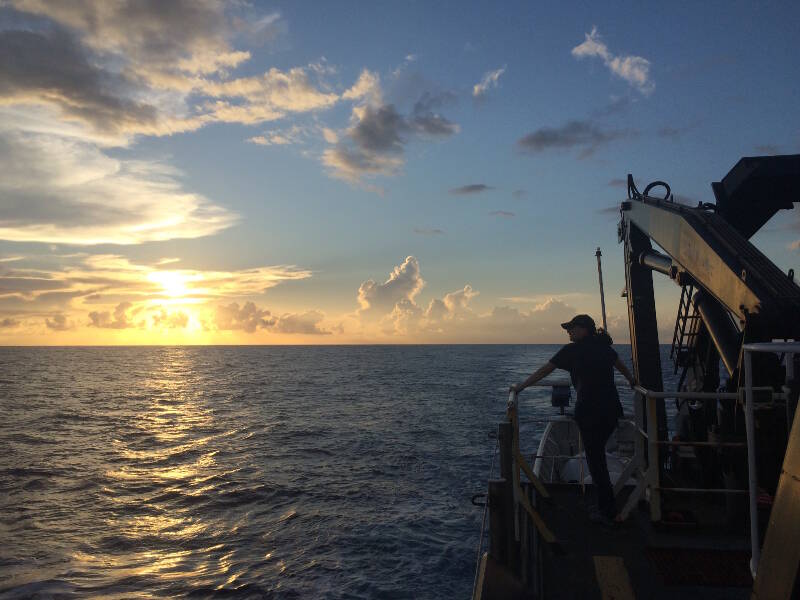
top-left (1, 0), bottom-right (798, 344)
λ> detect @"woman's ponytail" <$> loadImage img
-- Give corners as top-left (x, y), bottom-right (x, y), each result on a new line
top-left (595, 327), bottom-right (613, 345)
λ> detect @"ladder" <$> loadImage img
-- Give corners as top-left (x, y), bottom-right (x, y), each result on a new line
top-left (670, 284), bottom-right (702, 374)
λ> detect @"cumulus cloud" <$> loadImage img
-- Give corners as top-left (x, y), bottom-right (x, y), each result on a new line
top-left (517, 119), bottom-right (636, 158)
top-left (214, 303), bottom-right (329, 335)
top-left (450, 184), bottom-right (493, 195)
top-left (152, 309), bottom-right (189, 329)
top-left (45, 313), bottom-right (74, 330)
top-left (88, 301), bottom-right (135, 329)
top-left (358, 256), bottom-right (425, 317)
top-left (215, 301), bottom-right (274, 333)
top-left (473, 67), bottom-right (506, 97)
top-left (273, 311), bottom-right (330, 335)
top-left (0, 317), bottom-right (20, 328)
top-left (572, 27), bottom-right (654, 95)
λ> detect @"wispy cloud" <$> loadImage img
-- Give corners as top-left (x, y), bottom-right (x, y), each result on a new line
top-left (572, 27), bottom-right (654, 95)
top-left (517, 119), bottom-right (637, 158)
top-left (414, 228), bottom-right (445, 236)
top-left (0, 130), bottom-right (237, 245)
top-left (512, 189), bottom-right (528, 199)
top-left (489, 210), bottom-right (515, 217)
top-left (473, 67), bottom-right (506, 97)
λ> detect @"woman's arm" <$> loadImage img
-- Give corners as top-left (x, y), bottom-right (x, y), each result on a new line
top-left (510, 362), bottom-right (556, 392)
top-left (614, 358), bottom-right (636, 388)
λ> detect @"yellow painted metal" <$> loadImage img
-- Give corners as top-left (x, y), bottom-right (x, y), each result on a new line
top-left (593, 555), bottom-right (635, 600)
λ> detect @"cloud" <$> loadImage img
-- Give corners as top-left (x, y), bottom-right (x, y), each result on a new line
top-left (0, 130), bottom-right (237, 244)
top-left (88, 301), bottom-right (135, 329)
top-left (323, 80), bottom-right (458, 184)
top-left (489, 210), bottom-right (515, 217)
top-left (152, 309), bottom-right (189, 329)
top-left (273, 311), bottom-right (330, 335)
top-left (608, 178), bottom-right (627, 187)
top-left (357, 256), bottom-right (424, 317)
top-left (213, 303), bottom-right (329, 335)
top-left (247, 125), bottom-right (309, 146)
top-left (473, 67), bottom-right (506, 97)
top-left (512, 189), bottom-right (528, 199)
top-left (0, 27), bottom-right (159, 137)
top-left (450, 184), bottom-right (493, 195)
top-left (45, 313), bottom-right (74, 330)
top-left (0, 317), bottom-right (20, 328)
top-left (409, 92), bottom-right (459, 136)
top-left (343, 69), bottom-right (382, 103)
top-left (517, 119), bottom-right (636, 158)
top-left (350, 257), bottom-right (596, 341)
top-left (0, 1), bottom-right (341, 166)
top-left (572, 27), bottom-right (654, 95)
top-left (414, 228), bottom-right (445, 236)
top-left (790, 240), bottom-right (800, 251)
top-left (215, 301), bottom-right (274, 333)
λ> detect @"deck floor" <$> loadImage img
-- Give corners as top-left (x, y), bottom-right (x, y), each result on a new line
top-left (539, 484), bottom-right (753, 599)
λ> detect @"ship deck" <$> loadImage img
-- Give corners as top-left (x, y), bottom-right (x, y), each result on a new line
top-left (539, 484), bottom-right (753, 599)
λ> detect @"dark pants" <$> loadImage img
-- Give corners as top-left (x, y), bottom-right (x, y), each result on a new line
top-left (580, 421), bottom-right (617, 517)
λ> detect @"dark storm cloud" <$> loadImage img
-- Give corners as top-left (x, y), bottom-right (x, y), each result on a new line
top-left (0, 28), bottom-right (157, 134)
top-left (517, 120), bottom-right (637, 158)
top-left (450, 184), bottom-right (493, 195)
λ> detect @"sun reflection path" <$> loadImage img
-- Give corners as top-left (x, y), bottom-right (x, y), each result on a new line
top-left (98, 348), bottom-right (252, 594)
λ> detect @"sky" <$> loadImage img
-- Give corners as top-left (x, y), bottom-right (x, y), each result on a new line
top-left (0, 0), bottom-right (798, 345)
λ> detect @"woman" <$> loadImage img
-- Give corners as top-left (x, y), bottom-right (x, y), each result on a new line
top-left (510, 314), bottom-right (636, 524)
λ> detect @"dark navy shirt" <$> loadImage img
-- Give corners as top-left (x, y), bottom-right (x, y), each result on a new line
top-left (550, 336), bottom-right (622, 428)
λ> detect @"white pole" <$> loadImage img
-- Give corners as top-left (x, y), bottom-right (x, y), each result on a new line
top-left (596, 248), bottom-right (608, 331)
top-left (744, 349), bottom-right (760, 577)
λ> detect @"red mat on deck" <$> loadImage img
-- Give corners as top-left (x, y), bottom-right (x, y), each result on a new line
top-left (646, 547), bottom-right (753, 587)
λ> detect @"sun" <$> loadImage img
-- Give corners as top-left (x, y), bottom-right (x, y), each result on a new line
top-left (148, 271), bottom-right (195, 298)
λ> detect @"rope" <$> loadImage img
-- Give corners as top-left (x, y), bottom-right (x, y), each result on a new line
top-left (471, 437), bottom-right (499, 599)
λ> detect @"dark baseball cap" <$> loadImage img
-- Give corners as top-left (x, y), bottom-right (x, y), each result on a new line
top-left (560, 314), bottom-right (596, 331)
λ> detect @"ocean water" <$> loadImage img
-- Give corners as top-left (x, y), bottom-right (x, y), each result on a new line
top-left (0, 345), bottom-right (675, 599)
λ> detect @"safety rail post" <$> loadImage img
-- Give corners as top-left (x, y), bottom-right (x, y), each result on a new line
top-left (740, 342), bottom-right (800, 579)
top-left (645, 392), bottom-right (662, 521)
top-left (496, 418), bottom-right (519, 575)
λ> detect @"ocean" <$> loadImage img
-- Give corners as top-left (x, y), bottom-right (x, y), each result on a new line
top-left (0, 345), bottom-right (677, 599)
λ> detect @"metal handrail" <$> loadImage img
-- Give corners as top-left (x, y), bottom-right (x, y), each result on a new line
top-left (742, 342), bottom-right (800, 578)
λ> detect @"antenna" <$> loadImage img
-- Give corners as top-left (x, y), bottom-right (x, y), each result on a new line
top-left (596, 247), bottom-right (608, 331)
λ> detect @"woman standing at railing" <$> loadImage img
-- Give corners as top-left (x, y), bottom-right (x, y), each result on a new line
top-left (510, 314), bottom-right (636, 525)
